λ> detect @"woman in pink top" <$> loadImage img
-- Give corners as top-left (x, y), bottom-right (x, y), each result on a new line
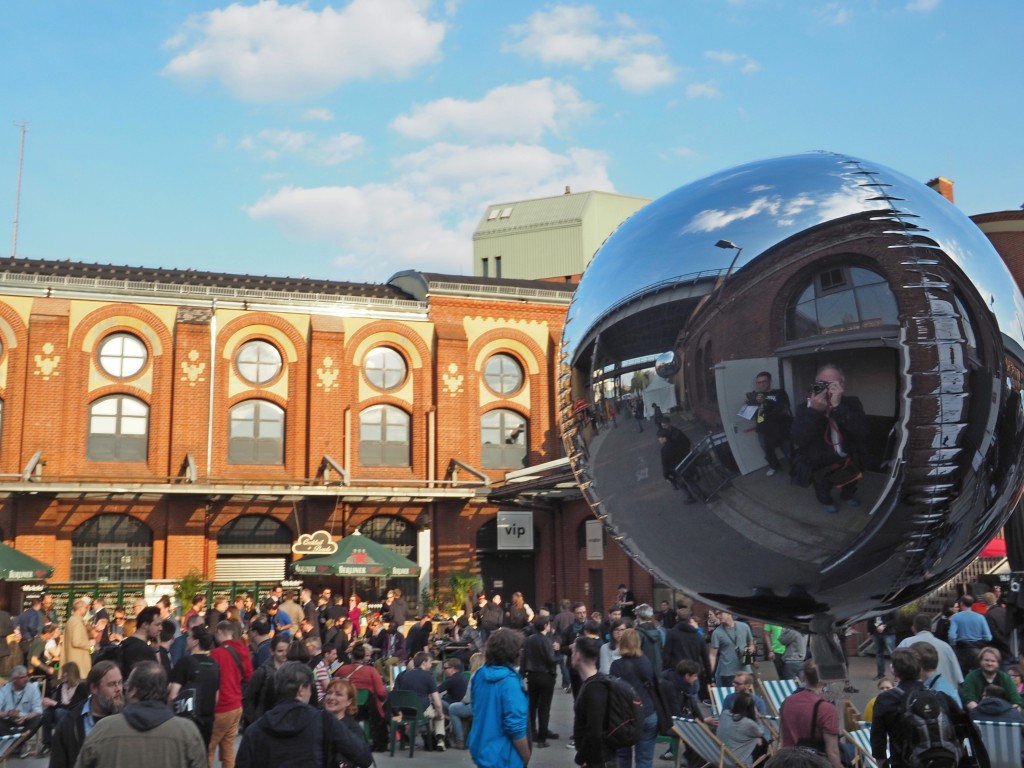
top-left (348, 595), bottom-right (362, 640)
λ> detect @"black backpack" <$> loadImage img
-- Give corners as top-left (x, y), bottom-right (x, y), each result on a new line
top-left (588, 675), bottom-right (645, 749)
top-left (899, 686), bottom-right (962, 768)
top-left (173, 655), bottom-right (217, 725)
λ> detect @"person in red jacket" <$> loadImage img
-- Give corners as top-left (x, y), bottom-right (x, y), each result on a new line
top-left (211, 620), bottom-right (253, 768)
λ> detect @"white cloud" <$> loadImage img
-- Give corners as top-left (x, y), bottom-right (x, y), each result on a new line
top-left (686, 82), bottom-right (720, 99)
top-left (613, 53), bottom-right (677, 93)
top-left (505, 5), bottom-right (677, 92)
top-left (817, 2), bottom-right (850, 24)
top-left (241, 129), bottom-right (365, 166)
top-left (163, 0), bottom-right (445, 101)
top-left (246, 142), bottom-right (614, 279)
top-left (705, 49), bottom-right (761, 74)
top-left (684, 197), bottom-right (780, 233)
top-left (302, 108), bottom-right (335, 122)
top-left (906, 0), bottom-right (940, 10)
top-left (391, 79), bottom-right (593, 142)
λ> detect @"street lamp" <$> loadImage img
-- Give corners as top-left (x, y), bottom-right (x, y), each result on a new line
top-left (715, 239), bottom-right (743, 277)
top-left (713, 239), bottom-right (743, 302)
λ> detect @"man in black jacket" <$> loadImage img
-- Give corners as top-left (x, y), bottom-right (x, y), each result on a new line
top-left (572, 636), bottom-right (615, 768)
top-left (790, 364), bottom-right (868, 513)
top-left (236, 661), bottom-right (372, 768)
top-left (662, 609), bottom-right (711, 682)
top-left (50, 660), bottom-right (123, 767)
top-left (871, 647), bottom-right (963, 768)
top-left (521, 615), bottom-right (561, 747)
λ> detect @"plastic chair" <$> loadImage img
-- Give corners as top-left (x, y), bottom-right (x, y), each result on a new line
top-left (387, 689), bottom-right (430, 758)
top-left (355, 688), bottom-right (372, 742)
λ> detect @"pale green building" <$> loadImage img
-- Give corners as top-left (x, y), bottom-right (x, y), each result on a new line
top-left (473, 189), bottom-right (651, 281)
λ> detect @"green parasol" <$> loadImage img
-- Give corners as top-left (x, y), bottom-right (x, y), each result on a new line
top-left (291, 530), bottom-right (420, 578)
top-left (0, 542), bottom-right (55, 580)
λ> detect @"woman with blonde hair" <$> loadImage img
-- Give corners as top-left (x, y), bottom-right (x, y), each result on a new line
top-left (610, 628), bottom-right (659, 768)
top-left (448, 652), bottom-right (486, 749)
top-left (40, 661), bottom-right (88, 756)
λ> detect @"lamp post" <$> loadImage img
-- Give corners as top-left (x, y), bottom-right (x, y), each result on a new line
top-left (713, 239), bottom-right (743, 302)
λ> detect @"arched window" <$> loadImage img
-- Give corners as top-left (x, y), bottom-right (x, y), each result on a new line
top-left (786, 265), bottom-right (898, 340)
top-left (359, 405), bottom-right (410, 467)
top-left (87, 395), bottom-right (149, 461)
top-left (72, 515), bottom-right (153, 581)
top-left (229, 400), bottom-right (285, 464)
top-left (481, 409), bottom-right (528, 468)
top-left (359, 515), bottom-right (419, 606)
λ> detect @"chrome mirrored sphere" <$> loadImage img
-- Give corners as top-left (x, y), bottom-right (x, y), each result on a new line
top-left (559, 152), bottom-right (1024, 631)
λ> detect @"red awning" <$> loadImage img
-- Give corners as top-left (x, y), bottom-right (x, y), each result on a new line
top-left (981, 537), bottom-right (1007, 558)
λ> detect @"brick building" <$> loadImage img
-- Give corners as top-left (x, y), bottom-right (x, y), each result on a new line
top-left (0, 257), bottom-right (650, 614)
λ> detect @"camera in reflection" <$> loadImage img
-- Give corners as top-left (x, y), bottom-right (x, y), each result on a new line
top-left (811, 381), bottom-right (831, 395)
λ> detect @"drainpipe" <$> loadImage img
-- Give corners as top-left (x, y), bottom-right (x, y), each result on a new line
top-left (206, 299), bottom-right (217, 482)
top-left (427, 407), bottom-right (436, 487)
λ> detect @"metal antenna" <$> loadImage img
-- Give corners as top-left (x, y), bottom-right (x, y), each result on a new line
top-left (11, 121), bottom-right (28, 258)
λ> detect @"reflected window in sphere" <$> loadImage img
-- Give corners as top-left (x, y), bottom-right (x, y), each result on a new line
top-left (786, 265), bottom-right (898, 340)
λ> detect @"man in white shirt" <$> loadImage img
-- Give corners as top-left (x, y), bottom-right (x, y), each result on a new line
top-left (896, 613), bottom-right (963, 687)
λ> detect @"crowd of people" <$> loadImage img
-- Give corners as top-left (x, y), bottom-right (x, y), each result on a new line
top-left (0, 580), bottom-right (1014, 768)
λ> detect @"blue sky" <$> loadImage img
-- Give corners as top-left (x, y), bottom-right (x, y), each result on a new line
top-left (2, 0), bottom-right (1021, 284)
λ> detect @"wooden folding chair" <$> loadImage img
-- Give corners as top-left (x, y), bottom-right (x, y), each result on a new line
top-left (758, 679), bottom-right (798, 716)
top-left (973, 719), bottom-right (1022, 768)
top-left (672, 716), bottom-right (767, 768)
top-left (843, 721), bottom-right (879, 768)
top-left (709, 685), bottom-right (734, 716)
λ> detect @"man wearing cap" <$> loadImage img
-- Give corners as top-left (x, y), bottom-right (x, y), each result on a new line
top-left (0, 664), bottom-right (43, 757)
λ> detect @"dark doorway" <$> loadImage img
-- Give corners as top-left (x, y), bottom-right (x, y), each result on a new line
top-left (476, 518), bottom-right (536, 607)
top-left (589, 568), bottom-right (604, 614)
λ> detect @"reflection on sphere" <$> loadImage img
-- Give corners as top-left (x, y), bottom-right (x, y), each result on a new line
top-left (558, 151), bottom-right (1024, 631)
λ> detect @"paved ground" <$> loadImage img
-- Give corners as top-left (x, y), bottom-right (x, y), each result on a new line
top-left (12, 655), bottom-right (886, 766)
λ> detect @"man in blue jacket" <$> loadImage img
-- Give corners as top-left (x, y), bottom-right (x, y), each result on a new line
top-left (469, 628), bottom-right (531, 768)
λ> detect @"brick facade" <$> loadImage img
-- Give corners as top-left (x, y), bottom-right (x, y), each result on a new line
top-left (0, 265), bottom-right (647, 615)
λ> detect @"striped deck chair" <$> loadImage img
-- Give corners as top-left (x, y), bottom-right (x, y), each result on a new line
top-left (973, 719), bottom-right (1022, 768)
top-left (759, 679), bottom-right (798, 716)
top-left (710, 685), bottom-right (735, 715)
top-left (0, 730), bottom-right (26, 763)
top-left (672, 716), bottom-right (767, 768)
top-left (843, 721), bottom-right (879, 768)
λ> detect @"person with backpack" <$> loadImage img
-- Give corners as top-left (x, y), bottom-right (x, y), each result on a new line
top-left (871, 647), bottom-right (964, 768)
top-left (573, 635), bottom-right (641, 768)
top-left (779, 661), bottom-right (842, 768)
top-left (168, 624), bottom-right (220, 747)
top-left (611, 628), bottom-right (660, 768)
top-left (210, 619), bottom-right (253, 768)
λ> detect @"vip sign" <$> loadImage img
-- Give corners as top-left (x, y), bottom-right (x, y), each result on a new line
top-left (497, 511), bottom-right (534, 550)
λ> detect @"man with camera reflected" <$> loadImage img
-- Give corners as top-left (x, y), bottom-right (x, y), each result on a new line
top-left (791, 364), bottom-right (868, 513)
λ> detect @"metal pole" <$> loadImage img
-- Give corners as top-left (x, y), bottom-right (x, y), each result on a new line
top-left (11, 121), bottom-right (27, 258)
